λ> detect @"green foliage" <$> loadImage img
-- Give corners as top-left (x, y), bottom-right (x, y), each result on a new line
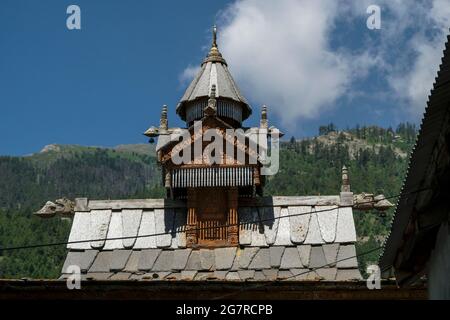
top-left (0, 123), bottom-right (417, 278)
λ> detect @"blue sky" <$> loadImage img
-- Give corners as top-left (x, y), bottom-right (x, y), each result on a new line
top-left (0, 0), bottom-right (449, 156)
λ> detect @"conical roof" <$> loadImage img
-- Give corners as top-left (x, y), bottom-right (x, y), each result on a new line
top-left (176, 26), bottom-right (252, 121)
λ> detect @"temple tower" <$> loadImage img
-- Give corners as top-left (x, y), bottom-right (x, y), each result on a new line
top-left (144, 26), bottom-right (280, 247)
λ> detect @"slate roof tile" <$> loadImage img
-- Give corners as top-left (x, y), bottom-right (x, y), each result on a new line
top-left (337, 245), bottom-right (358, 268)
top-left (248, 248), bottom-right (271, 269)
top-left (215, 247), bottom-right (237, 270)
top-left (336, 269), bottom-right (362, 281)
top-left (238, 247), bottom-right (259, 269)
top-left (152, 250), bottom-right (174, 271)
top-left (186, 250), bottom-right (202, 270)
top-left (277, 270), bottom-right (293, 280)
top-left (109, 250), bottom-right (132, 271)
top-left (322, 244), bottom-right (339, 267)
top-left (238, 270), bottom-right (255, 280)
top-left (89, 251), bottom-right (113, 272)
top-left (62, 250), bottom-right (98, 273)
top-left (280, 247), bottom-right (302, 269)
top-left (262, 269), bottom-right (278, 280)
top-left (297, 245), bottom-right (311, 267)
top-left (172, 249), bottom-right (191, 270)
top-left (109, 272), bottom-right (132, 280)
top-left (225, 272), bottom-right (240, 280)
top-left (309, 246), bottom-right (327, 269)
top-left (316, 268), bottom-right (337, 281)
top-left (138, 249), bottom-right (162, 271)
top-left (123, 250), bottom-right (141, 272)
top-left (269, 246), bottom-right (284, 268)
top-left (199, 249), bottom-right (215, 270)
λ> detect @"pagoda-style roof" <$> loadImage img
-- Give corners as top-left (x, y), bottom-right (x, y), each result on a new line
top-left (176, 27), bottom-right (252, 122)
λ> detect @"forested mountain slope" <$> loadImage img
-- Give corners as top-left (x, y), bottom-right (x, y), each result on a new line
top-left (0, 123), bottom-right (417, 278)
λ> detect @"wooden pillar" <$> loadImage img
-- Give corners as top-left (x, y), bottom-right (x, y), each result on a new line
top-left (186, 188), bottom-right (198, 247)
top-left (227, 187), bottom-right (239, 245)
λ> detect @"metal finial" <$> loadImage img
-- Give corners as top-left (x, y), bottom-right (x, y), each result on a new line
top-left (260, 105), bottom-right (268, 129)
top-left (212, 25), bottom-right (217, 48)
top-left (160, 105), bottom-right (168, 130)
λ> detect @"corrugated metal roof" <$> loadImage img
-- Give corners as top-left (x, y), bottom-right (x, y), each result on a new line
top-left (379, 32), bottom-right (450, 273)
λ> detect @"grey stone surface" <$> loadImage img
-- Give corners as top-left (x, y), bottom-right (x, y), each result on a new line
top-left (181, 270), bottom-right (198, 280)
top-left (134, 210), bottom-right (156, 249)
top-left (297, 245), bottom-right (311, 267)
top-left (238, 270), bottom-right (255, 280)
top-left (186, 250), bottom-right (202, 270)
top-left (123, 250), bottom-right (141, 272)
top-left (290, 269), bottom-right (310, 281)
top-left (103, 211), bottom-right (123, 250)
top-left (84, 272), bottom-right (112, 280)
top-left (269, 247), bottom-right (284, 268)
top-left (280, 247), bottom-right (303, 269)
top-left (109, 272), bottom-right (132, 280)
top-left (317, 206), bottom-right (338, 243)
top-left (253, 271), bottom-right (266, 281)
top-left (334, 207), bottom-right (357, 243)
top-left (138, 249), bottom-right (162, 271)
top-left (248, 248), bottom-right (271, 269)
top-left (166, 273), bottom-right (182, 280)
top-left (262, 207), bottom-right (280, 245)
top-left (322, 244), bottom-right (339, 267)
top-left (152, 250), bottom-right (174, 271)
top-left (109, 250), bottom-right (132, 271)
top-left (274, 208), bottom-right (291, 246)
top-left (336, 269), bottom-right (362, 281)
top-left (194, 272), bottom-right (213, 280)
top-left (289, 207), bottom-right (311, 244)
top-left (62, 250), bottom-right (98, 273)
top-left (121, 209), bottom-right (142, 249)
top-left (67, 212), bottom-right (91, 250)
top-left (238, 247), bottom-right (259, 269)
top-left (316, 268), bottom-right (337, 281)
top-left (214, 271), bottom-right (228, 280)
top-left (172, 249), bottom-right (192, 270)
top-left (225, 272), bottom-right (240, 280)
top-left (155, 208), bottom-right (173, 248)
top-left (304, 210), bottom-right (325, 244)
top-left (277, 270), bottom-right (293, 280)
top-left (214, 247), bottom-right (237, 270)
top-left (337, 245), bottom-right (358, 268)
top-left (89, 210), bottom-right (112, 249)
top-left (151, 272), bottom-right (171, 280)
top-left (262, 269), bottom-right (278, 280)
top-left (309, 246), bottom-right (327, 268)
top-left (89, 251), bottom-right (113, 272)
top-left (199, 249), bottom-right (215, 270)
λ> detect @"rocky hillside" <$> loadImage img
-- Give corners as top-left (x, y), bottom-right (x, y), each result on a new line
top-left (0, 123), bottom-right (417, 278)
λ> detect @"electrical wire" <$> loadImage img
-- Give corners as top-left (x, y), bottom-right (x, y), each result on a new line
top-left (211, 246), bottom-right (383, 300)
top-left (0, 187), bottom-right (430, 252)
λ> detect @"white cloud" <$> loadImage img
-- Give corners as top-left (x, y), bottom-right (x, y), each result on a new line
top-left (217, 0), bottom-right (360, 127)
top-left (180, 0), bottom-right (450, 124)
top-left (179, 64), bottom-right (200, 85)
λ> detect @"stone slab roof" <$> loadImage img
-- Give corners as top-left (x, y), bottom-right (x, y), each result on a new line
top-left (62, 196), bottom-right (360, 281)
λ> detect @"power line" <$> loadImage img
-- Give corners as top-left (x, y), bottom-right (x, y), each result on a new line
top-left (211, 246), bottom-right (383, 300)
top-left (0, 187), bottom-right (430, 252)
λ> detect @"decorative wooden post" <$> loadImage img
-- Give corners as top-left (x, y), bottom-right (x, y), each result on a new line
top-left (227, 187), bottom-right (239, 245)
top-left (186, 188), bottom-right (198, 246)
